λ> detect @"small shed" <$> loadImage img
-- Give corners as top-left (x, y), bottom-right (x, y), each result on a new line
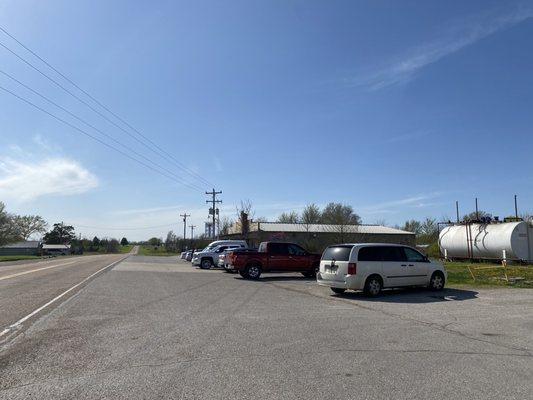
top-left (0, 241), bottom-right (42, 256)
top-left (42, 244), bottom-right (72, 255)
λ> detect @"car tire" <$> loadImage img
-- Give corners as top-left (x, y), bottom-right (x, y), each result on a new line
top-left (200, 258), bottom-right (213, 269)
top-left (330, 287), bottom-right (346, 294)
top-left (243, 264), bottom-right (262, 280)
top-left (429, 271), bottom-right (445, 291)
top-left (364, 275), bottom-right (382, 297)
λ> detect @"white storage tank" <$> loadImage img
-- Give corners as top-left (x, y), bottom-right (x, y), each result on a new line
top-left (439, 221), bottom-right (533, 261)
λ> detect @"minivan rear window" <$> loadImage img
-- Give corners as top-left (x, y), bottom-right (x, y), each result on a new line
top-left (321, 245), bottom-right (353, 261)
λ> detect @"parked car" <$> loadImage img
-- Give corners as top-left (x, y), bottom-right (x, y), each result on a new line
top-left (192, 240), bottom-right (248, 269)
top-left (218, 248), bottom-right (257, 272)
top-left (316, 243), bottom-right (447, 296)
top-left (185, 250), bottom-right (196, 262)
top-left (226, 242), bottom-right (320, 279)
top-left (180, 251), bottom-right (187, 259)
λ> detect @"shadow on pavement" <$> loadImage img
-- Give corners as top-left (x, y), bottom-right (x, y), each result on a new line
top-left (334, 287), bottom-right (479, 303)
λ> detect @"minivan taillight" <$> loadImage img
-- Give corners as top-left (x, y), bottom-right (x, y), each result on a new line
top-left (347, 263), bottom-right (357, 275)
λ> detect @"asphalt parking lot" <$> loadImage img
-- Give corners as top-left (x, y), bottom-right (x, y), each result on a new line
top-left (1, 256), bottom-right (532, 399)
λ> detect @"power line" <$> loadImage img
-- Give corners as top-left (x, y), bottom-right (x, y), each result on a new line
top-left (73, 223), bottom-right (177, 231)
top-left (0, 31), bottom-right (213, 188)
top-left (0, 69), bottom-right (204, 191)
top-left (0, 85), bottom-right (203, 191)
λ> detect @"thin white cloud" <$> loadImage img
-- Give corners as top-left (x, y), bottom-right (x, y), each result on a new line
top-left (0, 157), bottom-right (98, 201)
top-left (360, 193), bottom-right (442, 215)
top-left (350, 5), bottom-right (533, 90)
top-left (33, 134), bottom-right (61, 152)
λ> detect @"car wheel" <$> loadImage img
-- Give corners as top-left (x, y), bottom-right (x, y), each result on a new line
top-left (244, 264), bottom-right (262, 280)
top-left (330, 287), bottom-right (346, 294)
top-left (200, 259), bottom-right (213, 269)
top-left (364, 275), bottom-right (382, 297)
top-left (429, 271), bottom-right (445, 291)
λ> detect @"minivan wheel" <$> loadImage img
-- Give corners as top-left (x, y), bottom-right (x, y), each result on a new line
top-left (200, 259), bottom-right (213, 269)
top-left (364, 276), bottom-right (382, 297)
top-left (331, 287), bottom-right (346, 294)
top-left (429, 272), bottom-right (445, 291)
top-left (244, 265), bottom-right (262, 280)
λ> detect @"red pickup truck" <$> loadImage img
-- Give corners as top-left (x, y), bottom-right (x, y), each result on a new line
top-left (226, 242), bottom-right (321, 280)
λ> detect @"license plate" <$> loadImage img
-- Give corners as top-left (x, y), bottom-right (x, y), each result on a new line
top-left (325, 265), bottom-right (338, 273)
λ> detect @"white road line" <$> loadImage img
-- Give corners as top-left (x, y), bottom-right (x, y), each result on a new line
top-left (0, 259), bottom-right (80, 281)
top-left (0, 256), bottom-right (128, 340)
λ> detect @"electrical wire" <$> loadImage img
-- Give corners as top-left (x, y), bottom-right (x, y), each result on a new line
top-left (0, 69), bottom-right (204, 191)
top-left (0, 29), bottom-right (214, 188)
top-left (0, 85), bottom-right (204, 191)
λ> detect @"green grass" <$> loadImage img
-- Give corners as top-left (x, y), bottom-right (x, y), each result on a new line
top-left (0, 255), bottom-right (42, 262)
top-left (445, 261), bottom-right (533, 288)
top-left (119, 245), bottom-right (134, 253)
top-left (138, 246), bottom-right (181, 256)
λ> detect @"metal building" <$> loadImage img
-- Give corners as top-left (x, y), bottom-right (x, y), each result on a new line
top-left (439, 220), bottom-right (533, 262)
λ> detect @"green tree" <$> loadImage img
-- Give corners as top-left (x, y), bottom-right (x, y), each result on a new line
top-left (402, 220), bottom-right (422, 235)
top-left (107, 239), bottom-right (120, 253)
top-left (277, 211), bottom-right (299, 223)
top-left (120, 237), bottom-right (129, 246)
top-left (43, 222), bottom-right (76, 244)
top-left (0, 202), bottom-right (17, 245)
top-left (320, 203), bottom-right (361, 225)
top-left (148, 237), bottom-right (162, 247)
top-left (462, 210), bottom-right (492, 222)
top-left (92, 236), bottom-right (100, 248)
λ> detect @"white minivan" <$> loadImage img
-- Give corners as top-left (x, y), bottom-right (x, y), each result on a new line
top-left (317, 243), bottom-right (446, 296)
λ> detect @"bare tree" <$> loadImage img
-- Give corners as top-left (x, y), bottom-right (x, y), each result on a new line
top-left (12, 215), bottom-right (48, 240)
top-left (277, 211), bottom-right (299, 223)
top-left (236, 199), bottom-right (255, 238)
top-left (301, 204), bottom-right (321, 225)
top-left (219, 216), bottom-right (233, 236)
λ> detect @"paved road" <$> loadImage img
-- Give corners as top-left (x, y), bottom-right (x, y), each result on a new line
top-left (1, 256), bottom-right (532, 399)
top-left (0, 252), bottom-right (131, 341)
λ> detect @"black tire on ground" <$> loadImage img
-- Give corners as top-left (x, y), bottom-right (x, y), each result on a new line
top-left (364, 275), bottom-right (383, 297)
top-left (200, 258), bottom-right (213, 269)
top-left (429, 271), bottom-right (445, 291)
top-left (243, 264), bottom-right (262, 280)
top-left (331, 287), bottom-right (346, 294)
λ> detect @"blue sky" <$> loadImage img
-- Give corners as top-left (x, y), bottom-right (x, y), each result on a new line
top-left (0, 0), bottom-right (532, 240)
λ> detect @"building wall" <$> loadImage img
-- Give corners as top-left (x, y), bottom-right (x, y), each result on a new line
top-left (222, 230), bottom-right (415, 252)
top-left (0, 247), bottom-right (40, 256)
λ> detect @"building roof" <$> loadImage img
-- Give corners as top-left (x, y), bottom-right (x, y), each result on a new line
top-left (0, 241), bottom-right (41, 249)
top-left (227, 222), bottom-right (413, 235)
top-left (42, 244), bottom-right (71, 249)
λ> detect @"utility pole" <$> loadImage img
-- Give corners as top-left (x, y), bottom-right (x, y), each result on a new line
top-left (190, 225), bottom-right (196, 240)
top-left (206, 188), bottom-right (222, 238)
top-left (180, 213), bottom-right (190, 240)
top-left (180, 213), bottom-right (190, 251)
